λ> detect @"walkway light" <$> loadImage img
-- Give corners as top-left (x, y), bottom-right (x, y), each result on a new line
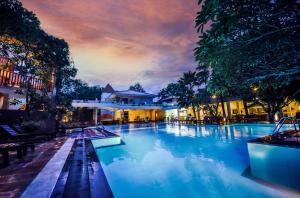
top-left (252, 86), bottom-right (259, 92)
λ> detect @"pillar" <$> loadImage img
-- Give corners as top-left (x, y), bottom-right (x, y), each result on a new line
top-left (94, 108), bottom-right (98, 126)
top-left (112, 110), bottom-right (115, 121)
top-left (226, 102), bottom-right (231, 119)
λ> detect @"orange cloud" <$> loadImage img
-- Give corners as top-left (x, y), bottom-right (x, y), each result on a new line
top-left (23, 0), bottom-right (200, 92)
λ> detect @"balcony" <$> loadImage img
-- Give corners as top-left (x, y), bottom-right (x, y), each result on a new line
top-left (0, 69), bottom-right (52, 91)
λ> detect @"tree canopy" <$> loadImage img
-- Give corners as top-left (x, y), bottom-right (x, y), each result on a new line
top-left (0, 0), bottom-right (77, 118)
top-left (160, 0), bottom-right (300, 122)
top-left (65, 80), bottom-right (102, 101)
top-left (129, 83), bottom-right (146, 93)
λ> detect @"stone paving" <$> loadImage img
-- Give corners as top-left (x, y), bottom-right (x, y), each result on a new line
top-left (0, 137), bottom-right (67, 198)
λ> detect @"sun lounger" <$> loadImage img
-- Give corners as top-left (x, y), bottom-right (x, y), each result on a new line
top-left (12, 124), bottom-right (56, 138)
top-left (96, 127), bottom-right (118, 138)
top-left (0, 142), bottom-right (26, 166)
top-left (84, 128), bottom-right (106, 138)
top-left (0, 125), bottom-right (52, 141)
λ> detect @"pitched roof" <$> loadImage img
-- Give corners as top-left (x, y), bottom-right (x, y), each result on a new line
top-left (102, 84), bottom-right (114, 93)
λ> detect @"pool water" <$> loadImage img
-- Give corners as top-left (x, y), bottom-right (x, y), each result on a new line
top-left (94, 123), bottom-right (298, 198)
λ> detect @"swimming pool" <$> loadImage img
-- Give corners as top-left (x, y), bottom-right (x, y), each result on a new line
top-left (94, 123), bottom-right (298, 198)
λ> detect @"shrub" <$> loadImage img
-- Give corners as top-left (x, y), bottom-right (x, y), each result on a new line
top-left (21, 120), bottom-right (45, 133)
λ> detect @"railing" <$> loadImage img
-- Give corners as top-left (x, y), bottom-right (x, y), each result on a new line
top-left (101, 101), bottom-right (161, 107)
top-left (0, 69), bottom-right (51, 91)
top-left (97, 122), bottom-right (106, 130)
top-left (273, 116), bottom-right (300, 135)
top-left (162, 102), bottom-right (178, 107)
top-left (72, 100), bottom-right (161, 107)
top-left (72, 100), bottom-right (101, 103)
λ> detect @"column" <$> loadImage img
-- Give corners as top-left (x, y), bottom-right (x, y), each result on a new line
top-left (226, 102), bottom-right (231, 120)
top-left (94, 108), bottom-right (98, 126)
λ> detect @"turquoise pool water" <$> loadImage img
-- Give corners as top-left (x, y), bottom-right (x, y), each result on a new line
top-left (94, 123), bottom-right (298, 198)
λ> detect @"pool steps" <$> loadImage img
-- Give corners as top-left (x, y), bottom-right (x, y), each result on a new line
top-left (21, 127), bottom-right (118, 197)
top-left (85, 127), bottom-right (122, 148)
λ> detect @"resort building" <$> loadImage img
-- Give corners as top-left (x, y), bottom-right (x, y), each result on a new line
top-left (162, 97), bottom-right (300, 122)
top-left (72, 84), bottom-right (165, 124)
top-left (72, 84), bottom-right (300, 124)
top-left (0, 56), bottom-right (54, 110)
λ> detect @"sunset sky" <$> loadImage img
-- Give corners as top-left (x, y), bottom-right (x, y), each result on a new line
top-left (23, 0), bottom-right (200, 93)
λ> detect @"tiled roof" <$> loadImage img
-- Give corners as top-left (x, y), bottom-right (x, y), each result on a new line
top-left (102, 84), bottom-right (114, 93)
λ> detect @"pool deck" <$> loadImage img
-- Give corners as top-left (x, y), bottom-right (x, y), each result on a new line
top-left (0, 137), bottom-right (67, 197)
top-left (0, 128), bottom-right (114, 198)
top-left (17, 129), bottom-right (114, 198)
top-left (2, 124), bottom-right (299, 197)
top-left (21, 138), bottom-right (75, 198)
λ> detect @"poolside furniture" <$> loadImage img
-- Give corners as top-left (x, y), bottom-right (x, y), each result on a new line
top-left (60, 122), bottom-right (91, 132)
top-left (84, 128), bottom-right (105, 138)
top-left (0, 125), bottom-right (50, 141)
top-left (12, 124), bottom-right (27, 134)
top-left (0, 142), bottom-right (26, 166)
top-left (243, 114), bottom-right (269, 123)
top-left (0, 126), bottom-right (37, 154)
top-left (12, 124), bottom-right (55, 139)
top-left (91, 127), bottom-right (121, 148)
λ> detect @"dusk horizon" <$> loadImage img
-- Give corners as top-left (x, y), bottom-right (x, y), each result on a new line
top-left (23, 0), bottom-right (200, 93)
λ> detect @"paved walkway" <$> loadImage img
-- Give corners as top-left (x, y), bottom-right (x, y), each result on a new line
top-left (21, 138), bottom-right (74, 198)
top-left (0, 137), bottom-right (67, 198)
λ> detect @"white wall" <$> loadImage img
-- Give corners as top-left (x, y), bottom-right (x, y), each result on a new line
top-left (165, 109), bottom-right (178, 119)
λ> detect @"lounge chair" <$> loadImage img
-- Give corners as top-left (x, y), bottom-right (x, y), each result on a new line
top-left (0, 125), bottom-right (53, 140)
top-left (0, 126), bottom-right (37, 154)
top-left (96, 127), bottom-right (118, 138)
top-left (12, 124), bottom-right (55, 139)
top-left (0, 142), bottom-right (27, 166)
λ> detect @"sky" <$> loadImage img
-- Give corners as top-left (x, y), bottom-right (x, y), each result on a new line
top-left (23, 0), bottom-right (200, 93)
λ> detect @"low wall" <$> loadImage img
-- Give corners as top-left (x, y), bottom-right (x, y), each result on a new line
top-left (247, 142), bottom-right (300, 190)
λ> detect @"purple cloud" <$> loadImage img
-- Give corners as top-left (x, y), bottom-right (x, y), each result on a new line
top-left (23, 0), bottom-right (200, 93)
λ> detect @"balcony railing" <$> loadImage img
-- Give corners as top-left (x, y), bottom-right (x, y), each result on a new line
top-left (0, 69), bottom-right (52, 91)
top-left (72, 100), bottom-right (161, 106)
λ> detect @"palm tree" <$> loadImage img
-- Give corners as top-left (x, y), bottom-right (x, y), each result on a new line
top-left (177, 71), bottom-right (205, 121)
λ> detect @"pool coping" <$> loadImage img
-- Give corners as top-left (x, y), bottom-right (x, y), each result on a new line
top-left (20, 138), bottom-right (75, 198)
top-left (248, 137), bottom-right (300, 149)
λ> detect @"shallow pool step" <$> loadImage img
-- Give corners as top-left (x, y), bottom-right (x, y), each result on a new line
top-left (51, 138), bottom-right (113, 198)
top-left (90, 128), bottom-right (122, 148)
top-left (91, 136), bottom-right (122, 148)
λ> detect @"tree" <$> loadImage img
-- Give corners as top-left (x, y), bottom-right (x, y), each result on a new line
top-left (176, 71), bottom-right (206, 120)
top-left (194, 0), bottom-right (300, 122)
top-left (0, 0), bottom-right (78, 122)
top-left (40, 34), bottom-right (77, 119)
top-left (69, 80), bottom-right (102, 100)
top-left (158, 83), bottom-right (179, 100)
top-left (0, 0), bottom-right (46, 115)
top-left (0, 0), bottom-right (41, 45)
top-left (250, 82), bottom-right (293, 122)
top-left (129, 83), bottom-right (146, 93)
